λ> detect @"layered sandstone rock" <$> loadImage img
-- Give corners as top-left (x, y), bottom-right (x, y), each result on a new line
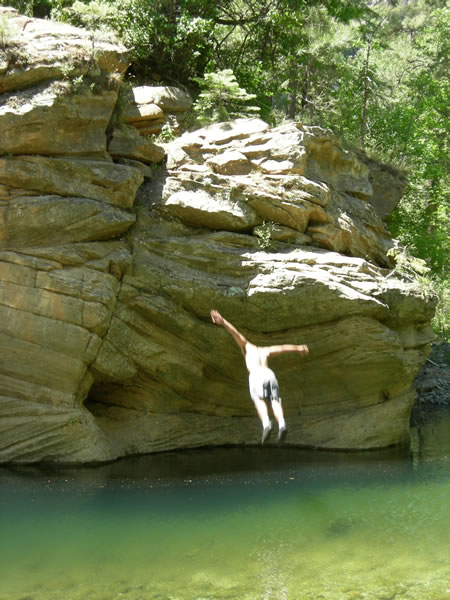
top-left (122, 85), bottom-right (193, 136)
top-left (161, 119), bottom-right (397, 266)
top-left (0, 8), bottom-right (146, 462)
top-left (0, 9), bottom-right (435, 463)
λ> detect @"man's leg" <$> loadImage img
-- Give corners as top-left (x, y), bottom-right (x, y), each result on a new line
top-left (271, 399), bottom-right (287, 442)
top-left (249, 375), bottom-right (272, 444)
top-left (253, 397), bottom-right (272, 444)
top-left (267, 376), bottom-right (287, 442)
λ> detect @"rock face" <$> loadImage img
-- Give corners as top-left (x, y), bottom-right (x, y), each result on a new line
top-left (122, 85), bottom-right (193, 136)
top-left (0, 9), bottom-right (435, 463)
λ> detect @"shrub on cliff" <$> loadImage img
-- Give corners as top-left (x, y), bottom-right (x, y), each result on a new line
top-left (191, 69), bottom-right (260, 125)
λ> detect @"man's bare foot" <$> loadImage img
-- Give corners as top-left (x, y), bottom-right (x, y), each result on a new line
top-left (277, 426), bottom-right (287, 443)
top-left (261, 423), bottom-right (272, 445)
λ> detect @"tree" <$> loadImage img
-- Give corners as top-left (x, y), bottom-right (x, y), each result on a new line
top-left (387, 7), bottom-right (449, 278)
top-left (192, 69), bottom-right (260, 124)
top-left (208, 0), bottom-right (366, 122)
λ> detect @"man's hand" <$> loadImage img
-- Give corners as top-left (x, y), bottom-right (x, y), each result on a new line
top-left (297, 344), bottom-right (309, 355)
top-left (210, 309), bottom-right (224, 326)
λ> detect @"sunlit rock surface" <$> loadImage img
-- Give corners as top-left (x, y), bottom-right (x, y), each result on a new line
top-left (0, 8), bottom-right (434, 463)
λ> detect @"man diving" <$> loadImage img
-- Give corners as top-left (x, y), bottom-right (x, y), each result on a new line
top-left (210, 310), bottom-right (309, 445)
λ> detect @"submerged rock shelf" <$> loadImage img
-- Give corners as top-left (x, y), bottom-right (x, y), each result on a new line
top-left (0, 8), bottom-right (435, 463)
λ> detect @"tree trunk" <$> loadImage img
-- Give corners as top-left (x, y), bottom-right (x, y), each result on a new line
top-left (288, 78), bottom-right (299, 120)
top-left (300, 66), bottom-right (310, 116)
top-left (360, 41), bottom-right (371, 149)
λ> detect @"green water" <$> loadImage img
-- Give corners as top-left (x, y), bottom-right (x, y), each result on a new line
top-left (1, 410), bottom-right (449, 600)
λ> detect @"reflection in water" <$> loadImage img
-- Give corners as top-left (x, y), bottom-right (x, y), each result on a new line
top-left (410, 406), bottom-right (450, 467)
top-left (0, 409), bottom-right (449, 600)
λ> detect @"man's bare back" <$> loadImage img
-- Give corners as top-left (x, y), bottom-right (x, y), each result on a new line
top-left (244, 343), bottom-right (270, 371)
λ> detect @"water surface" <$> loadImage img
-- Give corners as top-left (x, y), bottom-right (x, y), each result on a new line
top-left (1, 409), bottom-right (449, 600)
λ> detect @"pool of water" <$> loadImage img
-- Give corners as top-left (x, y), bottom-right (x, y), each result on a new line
top-left (1, 408), bottom-right (449, 600)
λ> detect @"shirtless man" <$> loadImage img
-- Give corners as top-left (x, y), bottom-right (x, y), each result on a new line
top-left (210, 310), bottom-right (309, 445)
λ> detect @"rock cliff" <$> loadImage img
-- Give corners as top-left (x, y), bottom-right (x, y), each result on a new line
top-left (0, 9), bottom-right (435, 463)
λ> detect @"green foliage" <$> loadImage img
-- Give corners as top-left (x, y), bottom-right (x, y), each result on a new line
top-left (291, 2), bottom-right (450, 286)
top-left (109, 0), bottom-right (217, 83)
top-left (254, 221), bottom-right (275, 251)
top-left (155, 122), bottom-right (177, 143)
top-left (386, 245), bottom-right (448, 339)
top-left (191, 69), bottom-right (260, 125)
top-left (208, 1), bottom-right (366, 122)
top-left (57, 0), bottom-right (118, 30)
top-left (0, 13), bottom-right (31, 65)
top-left (382, 7), bottom-right (449, 281)
top-left (69, 74), bottom-right (85, 93)
top-left (432, 279), bottom-right (450, 341)
top-left (50, 0), bottom-right (119, 63)
top-left (0, 15), bottom-right (13, 48)
top-left (389, 179), bottom-right (449, 278)
top-left (387, 245), bottom-right (432, 285)
top-left (0, 0), bottom-right (54, 17)
top-left (50, 71), bottom-right (87, 96)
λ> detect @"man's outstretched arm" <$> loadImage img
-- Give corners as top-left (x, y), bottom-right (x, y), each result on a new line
top-left (265, 344), bottom-right (309, 358)
top-left (210, 310), bottom-right (248, 353)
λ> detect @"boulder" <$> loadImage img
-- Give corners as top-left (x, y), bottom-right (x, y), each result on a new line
top-left (164, 121), bottom-right (395, 266)
top-left (0, 194), bottom-right (136, 248)
top-left (124, 102), bottom-right (164, 123)
top-left (161, 187), bottom-right (258, 230)
top-left (0, 83), bottom-right (117, 156)
top-left (356, 150), bottom-right (408, 220)
top-left (132, 85), bottom-right (193, 112)
top-left (0, 155), bottom-right (143, 208)
top-left (121, 85), bottom-right (193, 137)
top-left (206, 150), bottom-right (252, 175)
top-left (304, 130), bottom-right (373, 199)
top-left (108, 125), bottom-right (166, 164)
top-left (0, 7), bottom-right (128, 94)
